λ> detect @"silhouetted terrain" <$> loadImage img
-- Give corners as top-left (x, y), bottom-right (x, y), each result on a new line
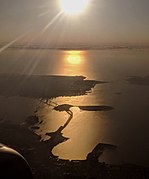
top-left (0, 74), bottom-right (106, 99)
top-left (0, 74), bottom-right (149, 178)
top-left (127, 76), bottom-right (149, 86)
top-left (0, 119), bottom-right (149, 179)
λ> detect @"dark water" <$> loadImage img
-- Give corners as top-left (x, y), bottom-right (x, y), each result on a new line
top-left (0, 49), bottom-right (149, 166)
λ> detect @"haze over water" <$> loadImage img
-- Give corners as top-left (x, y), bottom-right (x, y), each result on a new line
top-left (0, 49), bottom-right (149, 166)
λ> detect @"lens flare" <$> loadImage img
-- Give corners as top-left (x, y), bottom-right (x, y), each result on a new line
top-left (59, 0), bottom-right (89, 15)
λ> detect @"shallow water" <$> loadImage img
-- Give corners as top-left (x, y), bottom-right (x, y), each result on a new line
top-left (0, 49), bottom-right (149, 166)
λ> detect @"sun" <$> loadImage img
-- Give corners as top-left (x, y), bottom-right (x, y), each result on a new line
top-left (59, 0), bottom-right (89, 15)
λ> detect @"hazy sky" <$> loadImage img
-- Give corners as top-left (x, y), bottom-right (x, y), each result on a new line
top-left (0, 0), bottom-right (149, 45)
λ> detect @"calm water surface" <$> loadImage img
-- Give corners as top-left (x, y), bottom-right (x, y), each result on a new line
top-left (0, 49), bottom-right (149, 166)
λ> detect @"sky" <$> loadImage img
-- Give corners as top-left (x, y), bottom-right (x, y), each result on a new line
top-left (0, 0), bottom-right (149, 45)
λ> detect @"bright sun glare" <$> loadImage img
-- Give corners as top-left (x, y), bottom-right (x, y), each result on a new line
top-left (66, 51), bottom-right (82, 64)
top-left (59, 0), bottom-right (89, 15)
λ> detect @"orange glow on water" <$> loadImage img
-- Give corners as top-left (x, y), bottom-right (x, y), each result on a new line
top-left (61, 50), bottom-right (86, 75)
top-left (66, 51), bottom-right (82, 65)
top-left (58, 50), bottom-right (89, 77)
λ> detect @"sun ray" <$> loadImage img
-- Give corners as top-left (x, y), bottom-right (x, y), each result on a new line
top-left (0, 34), bottom-right (26, 53)
top-left (38, 10), bottom-right (51, 17)
top-left (41, 11), bottom-right (63, 33)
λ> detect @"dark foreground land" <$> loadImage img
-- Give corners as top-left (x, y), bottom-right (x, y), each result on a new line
top-left (0, 74), bottom-right (105, 98)
top-left (0, 120), bottom-right (149, 179)
top-left (0, 74), bottom-right (149, 178)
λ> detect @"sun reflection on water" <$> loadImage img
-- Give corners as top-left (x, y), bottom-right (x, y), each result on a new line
top-left (66, 51), bottom-right (82, 65)
top-left (60, 50), bottom-right (87, 76)
top-left (36, 50), bottom-right (105, 160)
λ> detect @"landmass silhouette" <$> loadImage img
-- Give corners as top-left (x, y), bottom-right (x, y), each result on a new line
top-left (0, 74), bottom-right (106, 99)
top-left (0, 74), bottom-right (149, 178)
top-left (127, 76), bottom-right (149, 86)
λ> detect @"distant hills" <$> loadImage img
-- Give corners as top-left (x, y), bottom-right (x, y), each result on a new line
top-left (0, 43), bottom-right (149, 51)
